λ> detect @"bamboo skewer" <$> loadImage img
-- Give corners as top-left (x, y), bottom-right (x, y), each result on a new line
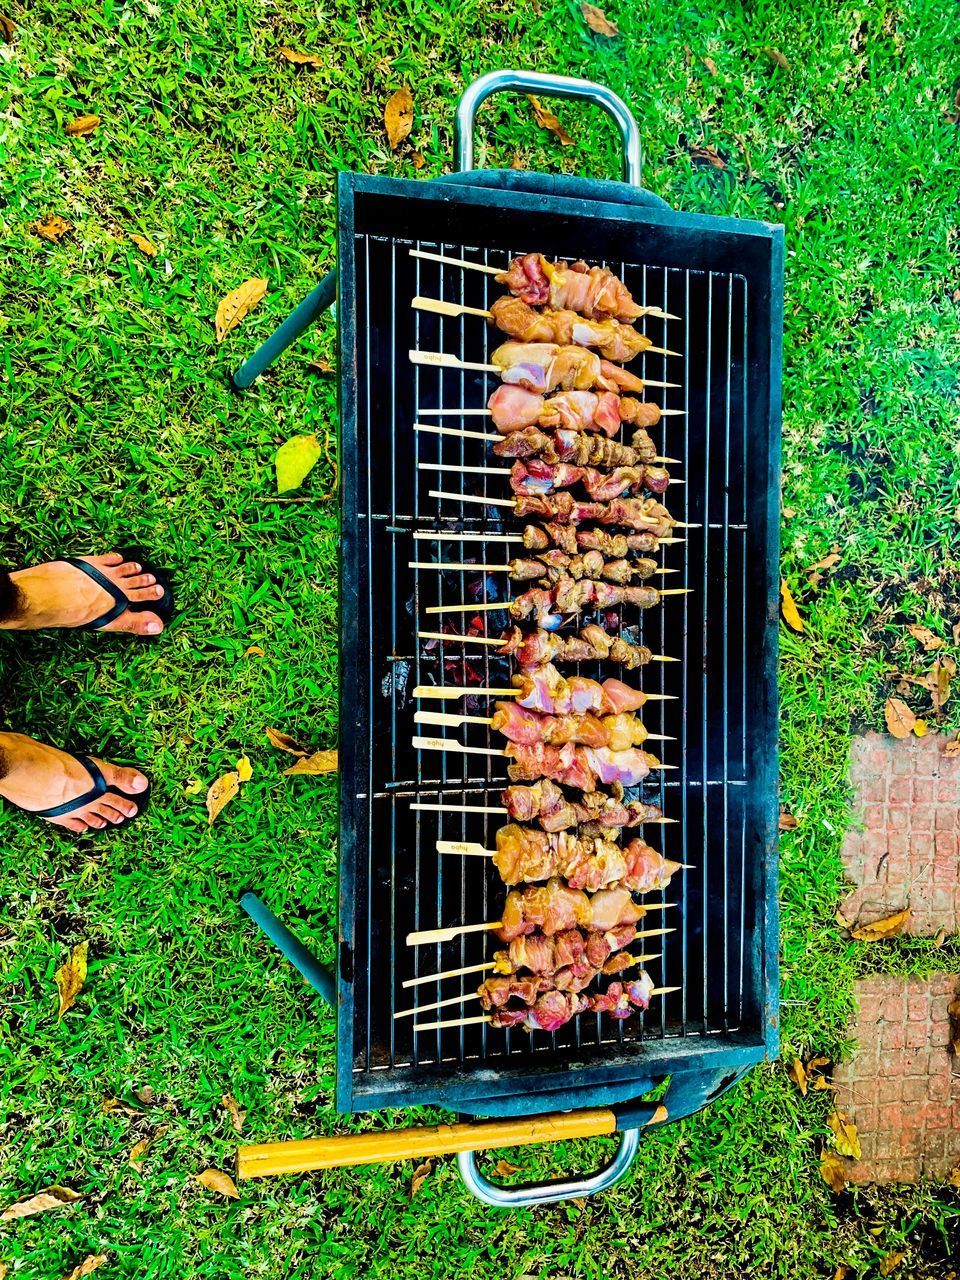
top-left (418, 461), bottom-right (685, 486)
top-left (436, 838), bottom-right (690, 865)
top-left (428, 489), bottom-right (701, 528)
top-left (412, 297), bottom-right (681, 357)
top-left (411, 736), bottom-right (678, 768)
top-left (410, 801), bottom-right (678, 823)
top-left (416, 710), bottom-right (674, 740)
top-left (410, 559), bottom-right (678, 577)
top-left (407, 250), bottom-right (680, 322)
top-left (413, 988), bottom-right (682, 1031)
top-left (402, 952), bottom-right (663, 989)
top-left (416, 406), bottom-right (686, 417)
top-left (411, 350), bottom-right (681, 389)
top-left (423, 589), bottom-right (692, 615)
top-left (407, 918), bottom-right (675, 946)
top-left (414, 422), bottom-right (682, 464)
top-left (412, 531), bottom-right (685, 546)
top-left (411, 685), bottom-right (673, 701)
top-left (417, 631), bottom-right (680, 660)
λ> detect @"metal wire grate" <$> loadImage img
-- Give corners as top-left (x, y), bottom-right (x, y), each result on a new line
top-left (350, 233), bottom-right (750, 1084)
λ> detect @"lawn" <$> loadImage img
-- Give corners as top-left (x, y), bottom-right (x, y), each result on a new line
top-left (2, 0), bottom-right (960, 1275)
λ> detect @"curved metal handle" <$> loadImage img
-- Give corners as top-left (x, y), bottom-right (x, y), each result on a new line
top-left (455, 70), bottom-right (642, 187)
top-left (456, 1126), bottom-right (640, 1208)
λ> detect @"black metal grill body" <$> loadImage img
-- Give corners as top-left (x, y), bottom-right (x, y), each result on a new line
top-left (338, 170), bottom-right (782, 1117)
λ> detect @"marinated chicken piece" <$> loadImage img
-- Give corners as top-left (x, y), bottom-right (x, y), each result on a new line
top-left (497, 623), bottom-right (655, 672)
top-left (508, 459), bottom-right (670, 501)
top-left (504, 741), bottom-right (658, 790)
top-left (495, 254), bottom-right (645, 322)
top-left (489, 296), bottom-right (653, 363)
top-left (491, 342), bottom-right (602, 394)
top-left (501, 778), bottom-right (663, 834)
top-left (492, 824), bottom-right (681, 892)
top-left (497, 877), bottom-right (644, 941)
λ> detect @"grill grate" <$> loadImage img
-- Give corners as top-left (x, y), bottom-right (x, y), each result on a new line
top-left (352, 232), bottom-right (750, 1085)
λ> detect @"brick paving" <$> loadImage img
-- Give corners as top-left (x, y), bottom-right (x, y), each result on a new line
top-left (833, 974), bottom-right (960, 1182)
top-left (839, 731), bottom-right (960, 936)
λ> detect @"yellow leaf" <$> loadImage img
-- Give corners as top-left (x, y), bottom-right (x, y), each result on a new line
top-left (275, 434), bottom-right (322, 494)
top-left (266, 726), bottom-right (308, 756)
top-left (182, 778), bottom-right (202, 795)
top-left (235, 755), bottom-right (252, 783)
top-left (492, 1157), bottom-right (522, 1176)
top-left (0, 13), bottom-right (16, 40)
top-left (827, 1108), bottom-right (862, 1158)
top-left (384, 86), bottom-right (414, 149)
top-left (832, 1266), bottom-right (852, 1280)
top-left (907, 624), bottom-right (943, 651)
top-left (786, 1058), bottom-right (807, 1096)
top-left (914, 719), bottom-right (928, 737)
top-left (819, 1148), bottom-right (848, 1193)
top-left (410, 1159), bottom-right (432, 1196)
top-left (129, 233), bottom-right (158, 257)
top-left (884, 696), bottom-right (915, 739)
top-left (1, 1185), bottom-right (83, 1221)
top-left (65, 114), bottom-right (100, 137)
top-left (580, 3), bottom-right (618, 35)
top-left (30, 214), bottom-right (73, 243)
top-left (283, 748), bottom-right (338, 776)
top-left (527, 95), bottom-right (575, 146)
top-left (195, 1167), bottom-right (239, 1198)
top-left (702, 55), bottom-right (718, 75)
top-left (61, 1254), bottom-right (108, 1280)
top-left (763, 47), bottom-right (790, 68)
top-left (243, 644), bottom-right (265, 657)
top-left (780, 580), bottom-right (804, 632)
top-left (778, 811), bottom-right (798, 830)
top-left (215, 277), bottom-right (267, 343)
top-left (278, 45), bottom-right (322, 67)
top-left (221, 1093), bottom-right (246, 1133)
top-left (879, 1252), bottom-right (906, 1276)
top-left (102, 1098), bottom-right (143, 1117)
top-left (849, 908), bottom-right (911, 941)
top-left (947, 1166), bottom-right (960, 1187)
top-left (55, 941), bottom-right (89, 1018)
top-left (127, 1126), bottom-right (167, 1172)
top-left (206, 772), bottom-right (240, 825)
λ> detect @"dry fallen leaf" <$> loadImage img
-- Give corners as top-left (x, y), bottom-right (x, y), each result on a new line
top-left (702, 55), bottom-right (718, 75)
top-left (102, 1098), bottom-right (143, 1117)
top-left (780, 580), bottom-right (804, 632)
top-left (880, 1253), bottom-right (906, 1276)
top-left (206, 771), bottom-right (240, 825)
top-left (410, 150), bottom-right (426, 170)
top-left (948, 998), bottom-right (960, 1057)
top-left (128, 1126), bottom-right (167, 1172)
top-left (763, 47), bottom-right (790, 68)
top-left (215, 277), bottom-right (267, 343)
top-left (849, 908), bottom-right (911, 941)
top-left (946, 736), bottom-right (960, 757)
top-left (135, 1085), bottom-right (155, 1105)
top-left (61, 1255), bottom-right (108, 1280)
top-left (55, 941), bottom-right (89, 1018)
top-left (283, 749), bottom-right (338, 776)
top-left (820, 1148), bottom-right (848, 1193)
top-left (689, 144), bottom-right (726, 169)
top-left (384, 87), bottom-right (414, 149)
top-left (581, 3), bottom-right (618, 36)
top-left (306, 358), bottom-right (333, 375)
top-left (828, 1108), bottom-right (862, 1158)
top-left (884, 696), bottom-right (915, 739)
top-left (129, 233), bottom-right (158, 257)
top-left (493, 1157), bottom-right (522, 1176)
top-left (196, 1168), bottom-right (239, 1199)
top-left (278, 46), bottom-right (322, 67)
top-left (1, 1185), bottom-right (83, 1221)
top-left (410, 1159), bottom-right (433, 1196)
top-left (778, 812), bottom-right (798, 831)
top-left (787, 1058), bottom-right (807, 1096)
top-left (832, 1266), bottom-right (853, 1280)
top-left (934, 656), bottom-right (955, 711)
top-left (236, 755), bottom-right (252, 784)
top-left (266, 726), bottom-right (308, 757)
top-left (65, 114), bottom-right (100, 137)
top-left (0, 13), bottom-right (15, 40)
top-left (805, 552), bottom-right (841, 590)
top-left (527, 95), bottom-right (574, 146)
top-left (30, 214), bottom-right (73, 243)
top-left (244, 644), bottom-right (265, 657)
top-left (510, 151), bottom-right (525, 170)
top-left (907, 624), bottom-right (943, 651)
top-left (222, 1093), bottom-right (246, 1133)
top-left (948, 1165), bottom-right (960, 1187)
top-left (183, 778), bottom-right (202, 796)
top-left (807, 1055), bottom-right (833, 1090)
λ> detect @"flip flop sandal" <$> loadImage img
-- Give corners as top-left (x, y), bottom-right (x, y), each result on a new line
top-left (28, 752), bottom-right (151, 829)
top-left (64, 547), bottom-right (175, 638)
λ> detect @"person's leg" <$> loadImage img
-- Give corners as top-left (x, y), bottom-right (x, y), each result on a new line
top-left (0, 552), bottom-right (166, 635)
top-left (0, 732), bottom-right (149, 833)
top-left (0, 566), bottom-right (19, 624)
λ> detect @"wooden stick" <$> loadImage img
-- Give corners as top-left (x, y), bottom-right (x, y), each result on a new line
top-left (412, 686), bottom-right (673, 701)
top-left (418, 630), bottom-right (679, 660)
top-left (412, 735), bottom-right (504, 758)
top-left (415, 421), bottom-right (681, 464)
top-left (428, 488), bottom-right (699, 527)
top-left (412, 801), bottom-right (678, 823)
top-left (415, 710), bottom-right (674, 741)
top-left (408, 921), bottom-right (676, 946)
top-left (410, 559), bottom-right (678, 576)
top-left (403, 951), bottom-right (663, 989)
top-left (413, 987), bottom-right (682, 1030)
top-left (416, 406), bottom-right (686, 417)
top-left (418, 461), bottom-right (686, 485)
top-left (411, 350), bottom-right (680, 389)
top-left (412, 530), bottom-right (686, 546)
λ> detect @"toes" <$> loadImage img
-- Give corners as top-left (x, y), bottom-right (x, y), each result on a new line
top-left (128, 584), bottom-right (164, 602)
top-left (100, 762), bottom-right (149, 797)
top-left (116, 560), bottom-right (143, 577)
top-left (102, 610), bottom-right (163, 636)
top-left (122, 573), bottom-right (156, 590)
top-left (58, 816), bottom-right (91, 834)
top-left (92, 799), bottom-right (129, 825)
top-left (101, 552), bottom-right (124, 567)
top-left (86, 813), bottom-right (108, 829)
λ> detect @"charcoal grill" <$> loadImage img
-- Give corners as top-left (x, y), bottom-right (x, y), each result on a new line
top-left (233, 70), bottom-right (783, 1207)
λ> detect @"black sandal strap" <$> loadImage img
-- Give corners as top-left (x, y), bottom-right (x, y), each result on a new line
top-left (33, 753), bottom-right (107, 818)
top-left (63, 558), bottom-right (130, 630)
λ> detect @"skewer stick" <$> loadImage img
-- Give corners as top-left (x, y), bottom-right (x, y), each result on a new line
top-left (428, 488), bottom-right (699, 527)
top-left (412, 737), bottom-right (678, 770)
top-left (410, 559), bottom-right (678, 577)
top-left (416, 406), bottom-right (687, 417)
top-left (407, 921), bottom-right (676, 946)
top-left (403, 952), bottom-right (663, 989)
top-left (418, 461), bottom-right (686, 486)
top-left (417, 630), bottom-right (680, 660)
top-left (407, 251), bottom-right (680, 322)
top-left (413, 530), bottom-right (686, 546)
top-left (416, 710), bottom-right (674, 741)
top-left (411, 686), bottom-right (673, 701)
top-left (400, 978), bottom-right (681, 1020)
top-left (414, 988), bottom-right (686, 1029)
top-left (412, 801), bottom-right (678, 823)
top-left (423, 588), bottom-right (691, 614)
top-left (415, 422), bottom-right (681, 464)
top-left (411, 350), bottom-right (680, 389)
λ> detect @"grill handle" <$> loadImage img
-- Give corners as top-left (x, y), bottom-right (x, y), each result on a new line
top-left (455, 70), bottom-right (643, 187)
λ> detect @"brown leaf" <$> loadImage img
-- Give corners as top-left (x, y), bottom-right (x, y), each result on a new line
top-left (880, 1253), bottom-right (906, 1276)
top-left (135, 1085), bottom-right (155, 1105)
top-left (820, 1148), bottom-right (848, 1193)
top-left (306, 359), bottom-right (333, 375)
top-left (780, 580), bottom-right (804, 632)
top-left (278, 46), bottom-right (321, 67)
top-left (946, 736), bottom-right (960, 757)
top-left (235, 755), bottom-right (252, 784)
top-left (128, 1125), bottom-right (167, 1172)
top-left (65, 114), bottom-right (100, 137)
top-left (827, 1108), bottom-right (861, 1158)
top-left (102, 1098), bottom-right (143, 1117)
top-left (206, 771), bottom-right (240, 825)
top-left (806, 552), bottom-right (841, 573)
top-left (907, 624), bottom-right (943, 650)
top-left (266, 726), bottom-right (309, 757)
top-left (933, 656), bottom-right (955, 711)
top-left (221, 1093), bottom-right (246, 1133)
top-left (850, 908), bottom-right (911, 941)
top-left (215, 278), bottom-right (267, 343)
top-left (953, 620), bottom-right (960, 646)
top-left (55, 941), bottom-right (89, 1018)
top-left (510, 151), bottom-right (525, 170)
top-left (410, 150), bottom-right (426, 170)
top-left (702, 55), bottom-right (718, 75)
top-left (30, 214), bottom-right (73, 243)
top-left (410, 1159), bottom-right (433, 1196)
top-left (61, 1255), bottom-right (108, 1280)
top-left (884, 696), bottom-right (915, 739)
top-left (580, 3), bottom-right (618, 36)
top-left (763, 47), bottom-right (790, 68)
top-left (832, 1267), bottom-right (853, 1280)
top-left (0, 13), bottom-right (15, 40)
top-left (384, 87), bottom-right (414, 149)
top-left (1, 1185), bottom-right (83, 1221)
top-left (787, 1058), bottom-right (807, 1095)
top-left (493, 1157), bottom-right (522, 1176)
top-left (807, 1056), bottom-right (834, 1089)
top-left (948, 999), bottom-right (960, 1057)
top-left (129, 233), bottom-right (158, 257)
top-left (948, 1165), bottom-right (960, 1187)
top-left (527, 95), bottom-right (574, 146)
top-left (689, 144), bottom-right (726, 170)
top-left (778, 812), bottom-right (798, 831)
top-left (195, 1168), bottom-right (239, 1199)
top-left (283, 748), bottom-right (338, 776)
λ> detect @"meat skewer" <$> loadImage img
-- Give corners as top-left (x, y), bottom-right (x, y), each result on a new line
top-left (416, 703), bottom-right (673, 748)
top-left (411, 347), bottom-right (679, 394)
top-left (413, 526), bottom-right (684, 553)
top-left (423, 580), bottom-right (691, 627)
top-left (414, 663), bottom-right (673, 709)
top-left (411, 736), bottom-right (675, 789)
top-left (418, 624), bottom-right (679, 667)
top-left (409, 556), bottom-right (676, 583)
top-left (414, 779), bottom-right (674, 830)
top-left (415, 977), bottom-right (681, 1033)
top-left (419, 459), bottom-right (681, 499)
top-left (418, 390), bottom-right (684, 435)
top-left (416, 422), bottom-right (679, 467)
top-left (427, 488), bottom-right (696, 533)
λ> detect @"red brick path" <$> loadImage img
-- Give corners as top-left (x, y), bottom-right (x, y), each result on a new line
top-left (840, 731), bottom-right (960, 936)
top-left (834, 975), bottom-right (960, 1182)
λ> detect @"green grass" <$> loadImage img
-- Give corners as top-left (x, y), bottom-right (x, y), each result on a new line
top-left (2, 0), bottom-right (960, 1275)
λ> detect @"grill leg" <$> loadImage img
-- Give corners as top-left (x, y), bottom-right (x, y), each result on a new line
top-left (239, 892), bottom-right (336, 1006)
top-left (230, 270), bottom-right (337, 389)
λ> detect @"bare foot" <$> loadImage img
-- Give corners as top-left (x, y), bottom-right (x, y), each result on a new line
top-left (1, 553), bottom-right (166, 636)
top-left (0, 732), bottom-right (149, 833)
